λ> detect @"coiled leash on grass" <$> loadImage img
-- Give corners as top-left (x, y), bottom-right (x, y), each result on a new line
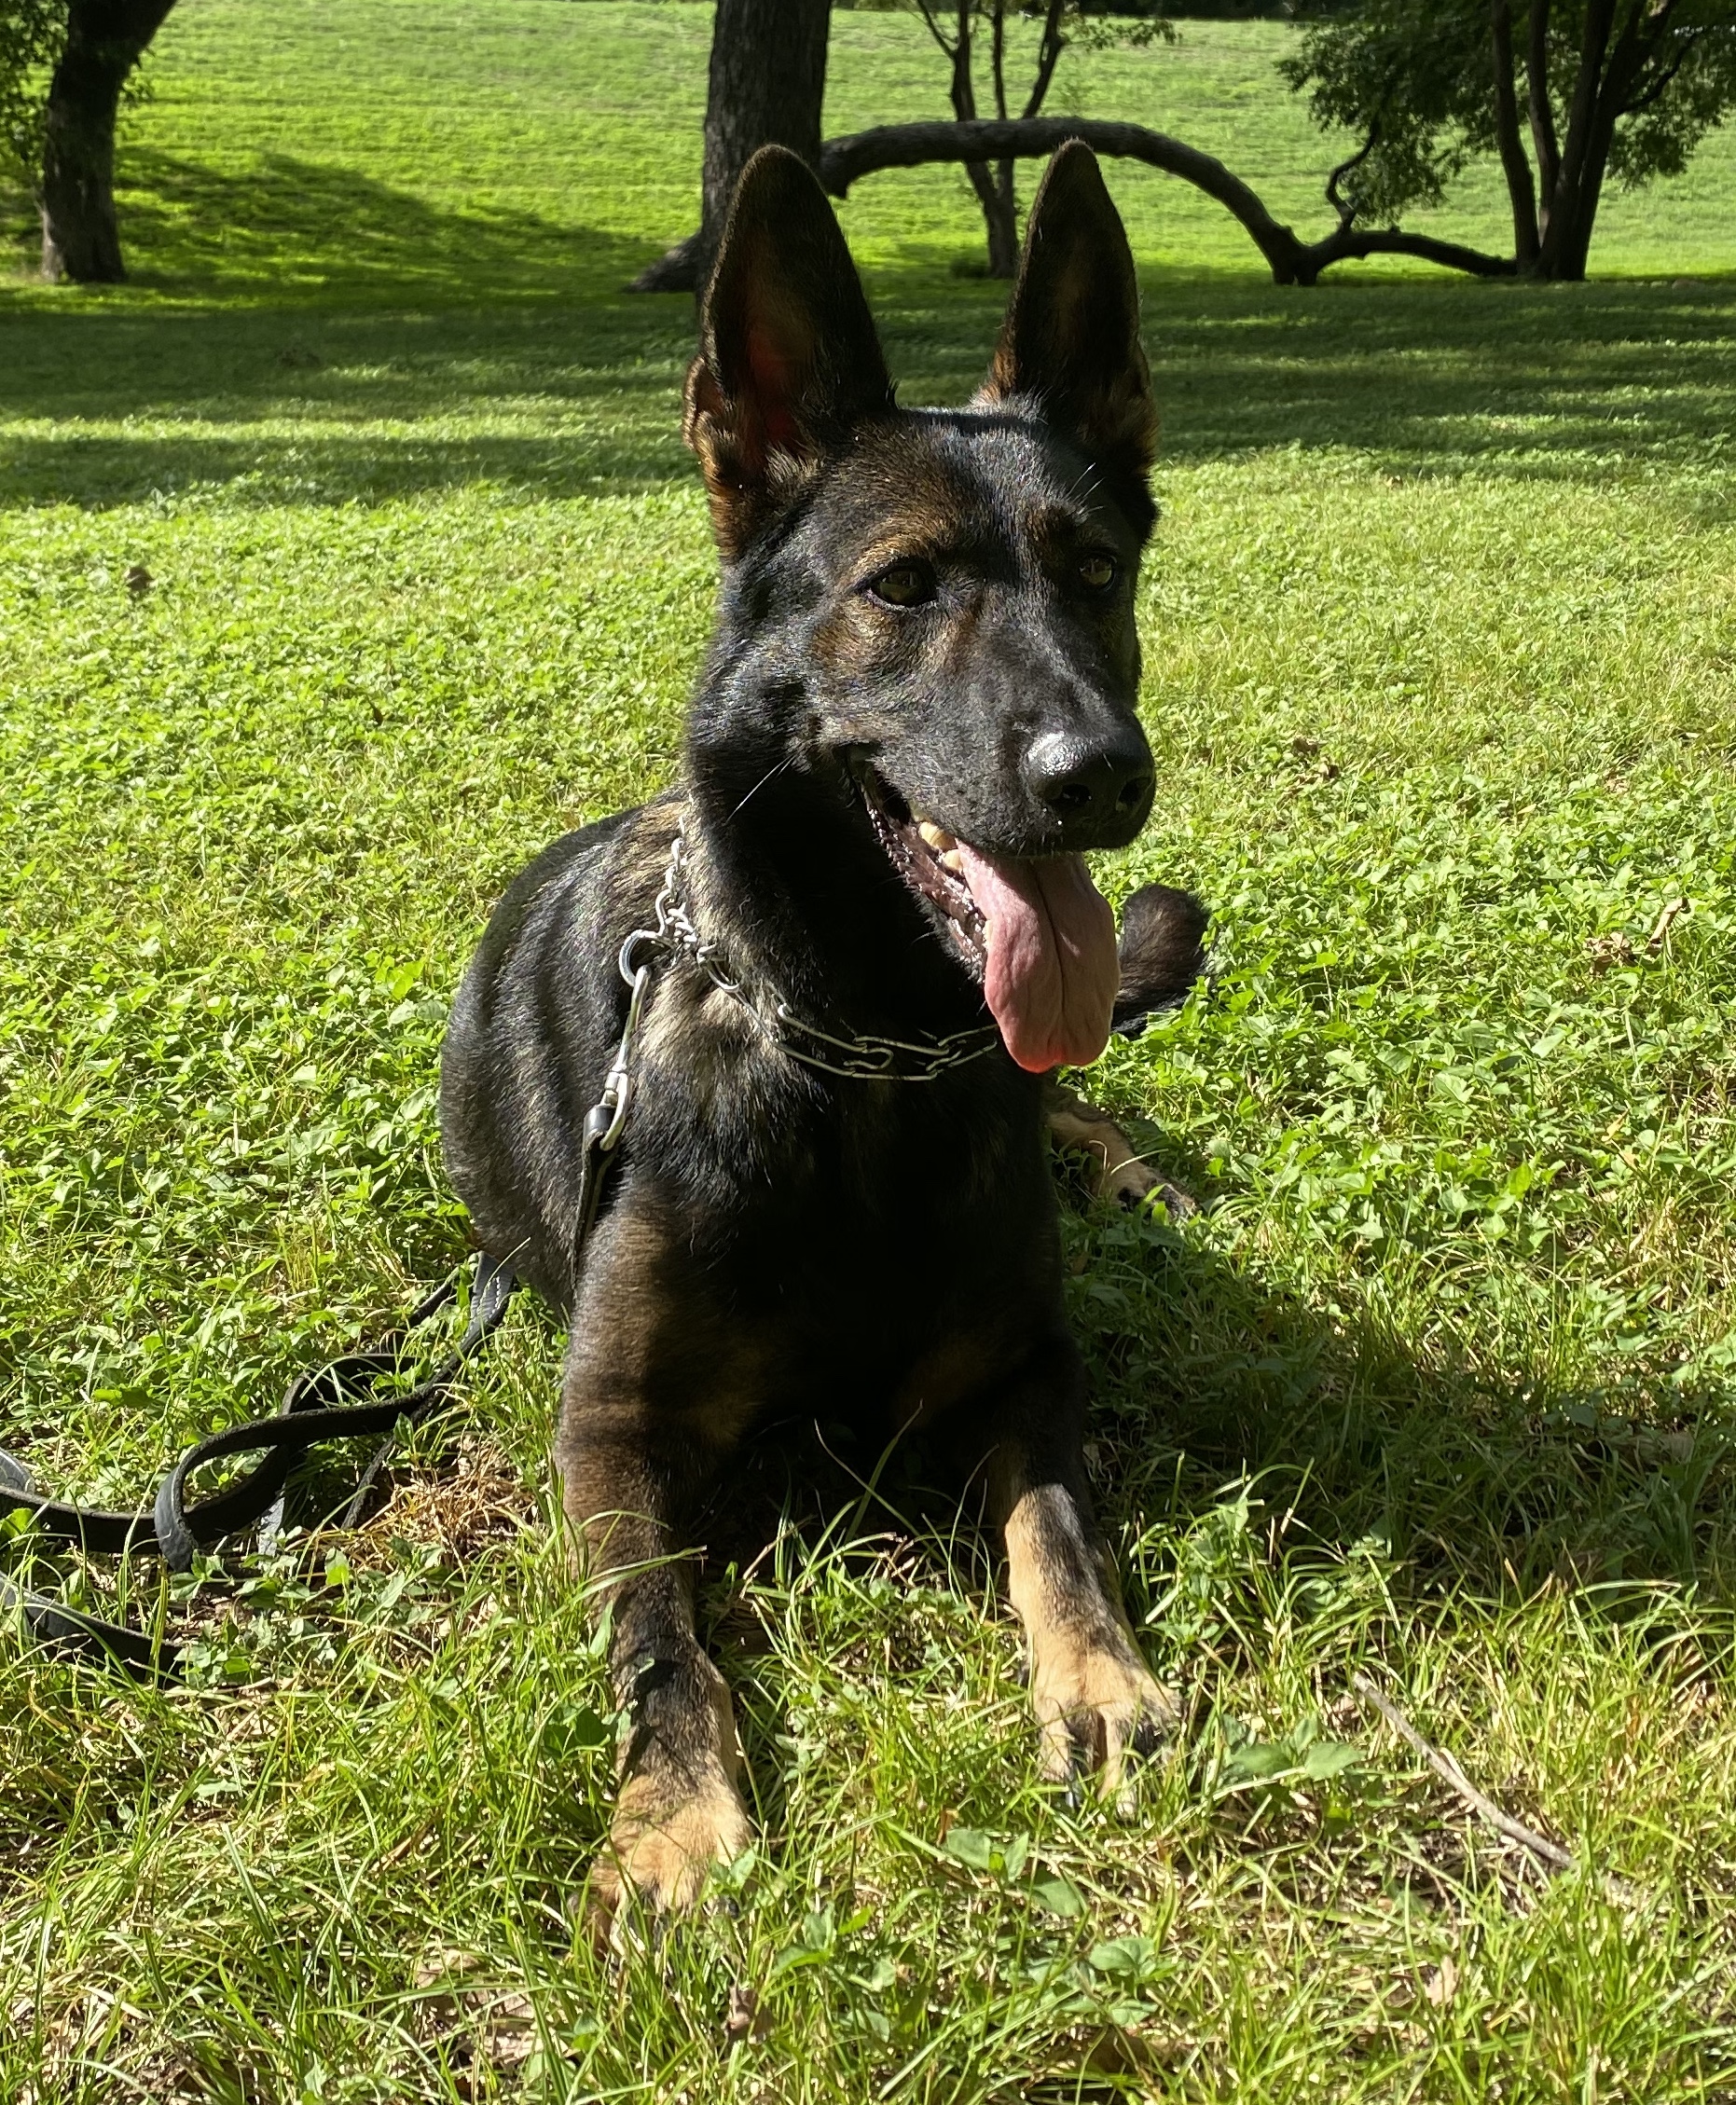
top-left (0, 846), bottom-right (682, 1684)
top-left (0, 1251), bottom-right (520, 1682)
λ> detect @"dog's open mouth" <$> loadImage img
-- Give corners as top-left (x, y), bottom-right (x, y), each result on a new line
top-left (861, 772), bottom-right (1119, 1075)
top-left (863, 777), bottom-right (987, 962)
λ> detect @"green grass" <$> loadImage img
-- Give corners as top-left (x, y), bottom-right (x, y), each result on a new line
top-left (4, 1), bottom-right (1736, 2097)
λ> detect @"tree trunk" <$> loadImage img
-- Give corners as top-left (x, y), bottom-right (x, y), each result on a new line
top-left (973, 159), bottom-right (1017, 276)
top-left (1489, 0), bottom-right (1541, 267)
top-left (1529, 0), bottom-right (1657, 279)
top-left (973, 0), bottom-right (1016, 275)
top-left (1524, 0), bottom-right (1561, 219)
top-left (941, 0), bottom-right (1014, 279)
top-left (39, 0), bottom-right (177, 283)
top-left (991, 158), bottom-right (1017, 272)
top-left (629, 0), bottom-right (831, 294)
top-left (1538, 62), bottom-right (1631, 281)
top-left (1533, 0), bottom-right (1616, 277)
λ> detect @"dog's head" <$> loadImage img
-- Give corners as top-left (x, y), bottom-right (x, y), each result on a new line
top-left (682, 144), bottom-right (1160, 1072)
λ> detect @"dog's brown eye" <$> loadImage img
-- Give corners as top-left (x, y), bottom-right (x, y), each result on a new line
top-left (1078, 553), bottom-right (1119, 593)
top-left (866, 562), bottom-right (936, 609)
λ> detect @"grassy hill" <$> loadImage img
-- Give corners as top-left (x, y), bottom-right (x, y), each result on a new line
top-left (2, 5), bottom-right (1735, 2099)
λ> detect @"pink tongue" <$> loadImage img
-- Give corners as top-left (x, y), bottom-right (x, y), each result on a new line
top-left (953, 844), bottom-right (1118, 1073)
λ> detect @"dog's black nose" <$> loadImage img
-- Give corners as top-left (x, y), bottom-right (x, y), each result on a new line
top-left (1023, 727), bottom-right (1154, 844)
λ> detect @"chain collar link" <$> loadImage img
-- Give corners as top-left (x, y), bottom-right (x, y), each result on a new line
top-left (622, 818), bottom-right (1002, 1084)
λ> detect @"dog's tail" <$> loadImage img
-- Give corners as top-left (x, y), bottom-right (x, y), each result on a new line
top-left (1112, 885), bottom-right (1209, 1038)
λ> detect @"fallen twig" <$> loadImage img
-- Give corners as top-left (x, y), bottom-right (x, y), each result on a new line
top-left (1351, 1672), bottom-right (1637, 1904)
top-left (1646, 898), bottom-right (1688, 953)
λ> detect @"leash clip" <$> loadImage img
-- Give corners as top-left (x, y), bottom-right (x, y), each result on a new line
top-left (592, 932), bottom-right (659, 1156)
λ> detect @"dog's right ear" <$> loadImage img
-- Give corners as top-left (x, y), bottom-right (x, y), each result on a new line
top-left (683, 147), bottom-right (894, 558)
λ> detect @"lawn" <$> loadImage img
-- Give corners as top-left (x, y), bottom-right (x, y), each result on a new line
top-left (3, 1), bottom-right (1736, 2098)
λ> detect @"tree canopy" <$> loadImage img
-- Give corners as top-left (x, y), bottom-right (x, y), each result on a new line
top-left (0, 0), bottom-right (64, 187)
top-left (1283, 0), bottom-right (1736, 278)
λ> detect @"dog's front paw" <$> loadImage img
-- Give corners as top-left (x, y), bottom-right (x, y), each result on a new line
top-left (1046, 1094), bottom-right (1196, 1218)
top-left (588, 1764), bottom-right (753, 1929)
top-left (1030, 1626), bottom-right (1178, 1802)
top-left (1099, 1156), bottom-right (1196, 1218)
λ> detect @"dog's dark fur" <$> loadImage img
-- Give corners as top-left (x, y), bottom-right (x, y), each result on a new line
top-left (440, 144), bottom-right (1206, 1919)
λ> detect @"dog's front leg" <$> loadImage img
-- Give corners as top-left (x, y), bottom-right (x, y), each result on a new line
top-left (985, 1341), bottom-right (1178, 1796)
top-left (558, 1341), bottom-right (751, 1925)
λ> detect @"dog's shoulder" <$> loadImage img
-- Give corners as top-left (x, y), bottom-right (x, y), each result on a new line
top-left (466, 795), bottom-right (678, 975)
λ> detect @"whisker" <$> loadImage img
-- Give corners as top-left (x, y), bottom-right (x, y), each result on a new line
top-left (729, 755), bottom-right (796, 819)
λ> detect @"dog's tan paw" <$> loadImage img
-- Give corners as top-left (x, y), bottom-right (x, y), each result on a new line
top-left (588, 1766), bottom-right (752, 1929)
top-left (1047, 1096), bottom-right (1195, 1217)
top-left (1030, 1627), bottom-right (1178, 1801)
top-left (1098, 1156), bottom-right (1196, 1218)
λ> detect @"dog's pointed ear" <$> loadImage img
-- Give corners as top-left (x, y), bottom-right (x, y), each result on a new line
top-left (683, 147), bottom-right (894, 557)
top-left (980, 144), bottom-right (1157, 505)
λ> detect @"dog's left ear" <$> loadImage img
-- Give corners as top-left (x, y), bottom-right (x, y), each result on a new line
top-left (683, 146), bottom-right (895, 557)
top-left (980, 144), bottom-right (1157, 506)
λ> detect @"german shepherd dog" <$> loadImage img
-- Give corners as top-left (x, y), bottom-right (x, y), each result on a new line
top-left (440, 143), bottom-right (1206, 1921)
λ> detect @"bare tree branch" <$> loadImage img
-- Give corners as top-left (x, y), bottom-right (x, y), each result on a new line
top-left (1620, 27), bottom-right (1704, 116)
top-left (1307, 223), bottom-right (1520, 278)
top-left (914, 0), bottom-right (958, 63)
top-left (819, 117), bottom-right (1517, 284)
top-left (1352, 1673), bottom-right (1578, 1872)
top-left (1325, 119), bottom-right (1381, 227)
top-left (1022, 0), bottom-right (1068, 121)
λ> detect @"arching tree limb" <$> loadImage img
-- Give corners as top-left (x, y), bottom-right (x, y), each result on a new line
top-left (1299, 224), bottom-right (1518, 280)
top-left (817, 117), bottom-right (1515, 284)
top-left (820, 116), bottom-right (1309, 278)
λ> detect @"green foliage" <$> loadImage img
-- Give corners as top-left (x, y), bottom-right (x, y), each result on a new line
top-left (1612, 8), bottom-right (1736, 186)
top-left (0, 0), bottom-right (62, 186)
top-left (2, 2), bottom-right (1736, 2098)
top-left (1064, 0), bottom-right (1176, 58)
top-left (1280, 1), bottom-right (1489, 219)
top-left (1283, 0), bottom-right (1736, 227)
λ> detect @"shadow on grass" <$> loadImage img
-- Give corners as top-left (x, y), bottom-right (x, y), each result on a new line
top-left (1083, 1218), bottom-right (1736, 1600)
top-left (4, 201), bottom-right (1735, 507)
top-left (0, 307), bottom-right (696, 503)
top-left (895, 272), bottom-right (1736, 481)
top-left (696, 1186), bottom-right (1734, 1638)
top-left (686, 1187), bottom-right (1733, 1870)
top-left (114, 149), bottom-right (661, 309)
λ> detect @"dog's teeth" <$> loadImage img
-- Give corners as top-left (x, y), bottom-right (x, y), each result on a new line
top-left (917, 821), bottom-right (956, 853)
top-left (939, 849), bottom-right (962, 874)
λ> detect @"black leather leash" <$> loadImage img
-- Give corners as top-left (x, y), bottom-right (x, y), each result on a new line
top-left (0, 1252), bottom-right (520, 1681)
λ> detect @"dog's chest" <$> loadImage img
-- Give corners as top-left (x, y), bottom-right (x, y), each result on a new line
top-left (684, 1076), bottom-right (1063, 1412)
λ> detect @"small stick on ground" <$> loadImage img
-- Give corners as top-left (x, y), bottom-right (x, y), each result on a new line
top-left (1351, 1672), bottom-right (1637, 1903)
top-left (1647, 898), bottom-right (1688, 952)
